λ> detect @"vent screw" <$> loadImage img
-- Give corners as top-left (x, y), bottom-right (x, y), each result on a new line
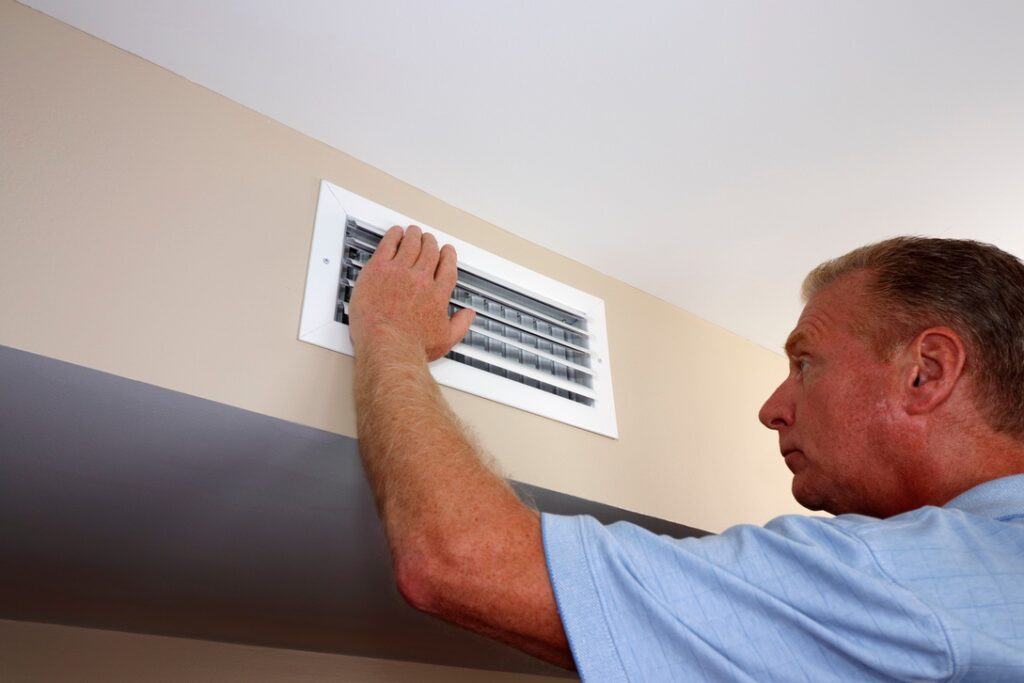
top-left (322, 258), bottom-right (330, 265)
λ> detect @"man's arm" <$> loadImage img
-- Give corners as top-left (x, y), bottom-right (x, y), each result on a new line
top-left (348, 225), bottom-right (574, 669)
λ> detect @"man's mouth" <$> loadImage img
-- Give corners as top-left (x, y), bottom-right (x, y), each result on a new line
top-left (782, 449), bottom-right (804, 472)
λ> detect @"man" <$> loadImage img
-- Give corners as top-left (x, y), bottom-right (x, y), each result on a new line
top-left (349, 229), bottom-right (1024, 680)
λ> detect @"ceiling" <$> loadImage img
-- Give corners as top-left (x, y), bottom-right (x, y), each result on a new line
top-left (22, 0), bottom-right (1024, 352)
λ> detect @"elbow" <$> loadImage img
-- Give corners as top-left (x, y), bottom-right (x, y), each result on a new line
top-left (394, 553), bottom-right (441, 614)
top-left (389, 536), bottom-right (462, 618)
top-left (390, 505), bottom-right (540, 619)
top-left (392, 530), bottom-right (483, 617)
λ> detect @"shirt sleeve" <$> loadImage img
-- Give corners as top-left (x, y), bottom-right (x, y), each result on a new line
top-left (542, 512), bottom-right (954, 683)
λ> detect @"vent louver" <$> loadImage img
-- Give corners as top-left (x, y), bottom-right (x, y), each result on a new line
top-left (338, 220), bottom-right (596, 407)
top-left (299, 180), bottom-right (618, 438)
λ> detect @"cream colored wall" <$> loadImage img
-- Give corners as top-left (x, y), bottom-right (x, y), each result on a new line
top-left (0, 0), bottom-right (804, 533)
top-left (0, 619), bottom-right (564, 683)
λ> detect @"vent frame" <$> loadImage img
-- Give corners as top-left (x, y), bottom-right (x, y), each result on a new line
top-left (299, 180), bottom-right (618, 438)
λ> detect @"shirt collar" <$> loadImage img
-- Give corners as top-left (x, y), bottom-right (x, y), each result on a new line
top-left (943, 474), bottom-right (1024, 521)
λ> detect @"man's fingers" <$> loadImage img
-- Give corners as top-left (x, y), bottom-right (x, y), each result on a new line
top-left (415, 233), bottom-right (440, 273)
top-left (448, 308), bottom-right (477, 349)
top-left (375, 225), bottom-right (404, 261)
top-left (436, 243), bottom-right (458, 287)
top-left (395, 225), bottom-right (422, 266)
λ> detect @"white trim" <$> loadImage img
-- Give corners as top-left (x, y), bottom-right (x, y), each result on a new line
top-left (299, 180), bottom-right (618, 439)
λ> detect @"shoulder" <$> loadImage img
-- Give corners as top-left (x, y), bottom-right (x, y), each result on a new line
top-left (830, 505), bottom-right (1024, 604)
top-left (543, 511), bottom-right (886, 586)
top-left (542, 512), bottom-right (958, 681)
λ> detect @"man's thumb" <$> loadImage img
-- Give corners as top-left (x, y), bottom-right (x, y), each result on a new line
top-left (448, 307), bottom-right (476, 349)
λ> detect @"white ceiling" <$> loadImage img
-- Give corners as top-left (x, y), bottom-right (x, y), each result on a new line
top-left (25, 0), bottom-right (1024, 352)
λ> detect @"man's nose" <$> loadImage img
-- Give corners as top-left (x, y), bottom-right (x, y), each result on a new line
top-left (758, 380), bottom-right (793, 431)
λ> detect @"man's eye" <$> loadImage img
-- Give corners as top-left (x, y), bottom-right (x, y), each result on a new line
top-left (798, 359), bottom-right (811, 372)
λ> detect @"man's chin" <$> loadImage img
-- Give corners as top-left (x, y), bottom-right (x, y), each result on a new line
top-left (791, 477), bottom-right (829, 513)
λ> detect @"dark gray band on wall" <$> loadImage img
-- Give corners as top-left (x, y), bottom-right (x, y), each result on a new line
top-left (0, 344), bottom-right (707, 677)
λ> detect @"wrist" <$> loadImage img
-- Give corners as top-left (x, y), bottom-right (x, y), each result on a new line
top-left (353, 325), bottom-right (430, 365)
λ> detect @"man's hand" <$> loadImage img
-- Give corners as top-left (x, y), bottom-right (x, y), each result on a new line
top-left (349, 225), bottom-right (476, 361)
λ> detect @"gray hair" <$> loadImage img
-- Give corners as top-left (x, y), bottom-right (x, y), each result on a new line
top-left (803, 236), bottom-right (1024, 439)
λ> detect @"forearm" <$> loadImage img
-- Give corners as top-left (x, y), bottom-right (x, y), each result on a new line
top-left (353, 332), bottom-right (573, 668)
top-left (354, 331), bottom-right (522, 558)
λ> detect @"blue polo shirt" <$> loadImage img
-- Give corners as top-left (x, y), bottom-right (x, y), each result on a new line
top-left (542, 475), bottom-right (1024, 682)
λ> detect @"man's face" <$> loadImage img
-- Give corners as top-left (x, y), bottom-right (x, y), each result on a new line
top-left (759, 271), bottom-right (912, 517)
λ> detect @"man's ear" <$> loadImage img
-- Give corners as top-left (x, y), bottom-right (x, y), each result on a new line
top-left (903, 327), bottom-right (966, 415)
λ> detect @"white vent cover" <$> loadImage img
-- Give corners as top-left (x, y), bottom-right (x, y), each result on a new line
top-left (300, 180), bottom-right (618, 438)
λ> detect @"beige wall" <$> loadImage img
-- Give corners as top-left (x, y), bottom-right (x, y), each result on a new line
top-left (0, 0), bottom-right (803, 535)
top-left (0, 619), bottom-right (563, 683)
top-left (1, 3), bottom-right (809, 679)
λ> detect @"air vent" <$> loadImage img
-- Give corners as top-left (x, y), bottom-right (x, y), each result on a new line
top-left (338, 220), bottom-right (596, 407)
top-left (300, 180), bottom-right (618, 438)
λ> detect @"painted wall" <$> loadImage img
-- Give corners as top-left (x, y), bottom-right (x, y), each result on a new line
top-left (0, 2), bottom-right (816, 677)
top-left (0, 0), bottom-right (804, 535)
